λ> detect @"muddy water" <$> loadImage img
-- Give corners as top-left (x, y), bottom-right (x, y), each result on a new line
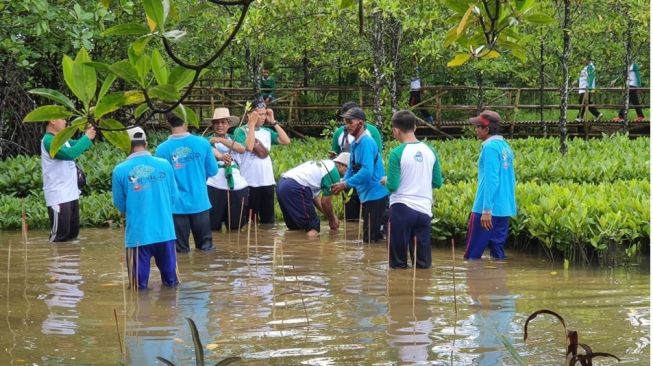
top-left (0, 226), bottom-right (648, 365)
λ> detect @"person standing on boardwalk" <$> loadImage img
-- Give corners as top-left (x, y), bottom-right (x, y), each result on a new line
top-left (41, 119), bottom-right (96, 242)
top-left (156, 112), bottom-right (218, 253)
top-left (613, 61), bottom-right (645, 122)
top-left (206, 108), bottom-right (249, 231)
top-left (331, 107), bottom-right (389, 243)
top-left (386, 110), bottom-right (443, 269)
top-left (464, 111), bottom-right (516, 260)
top-left (574, 56), bottom-right (603, 122)
top-left (277, 153), bottom-right (349, 237)
top-left (112, 127), bottom-right (179, 289)
top-left (260, 68), bottom-right (276, 105)
top-left (330, 101), bottom-right (383, 221)
top-left (233, 99), bottom-right (291, 224)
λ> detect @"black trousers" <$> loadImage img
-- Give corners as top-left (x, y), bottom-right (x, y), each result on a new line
top-left (207, 186), bottom-right (249, 231)
top-left (248, 185), bottom-right (276, 224)
top-left (577, 92), bottom-right (601, 119)
top-left (362, 196), bottom-right (389, 243)
top-left (173, 210), bottom-right (214, 253)
top-left (618, 89), bottom-right (645, 118)
top-left (409, 90), bottom-right (433, 121)
top-left (47, 200), bottom-right (80, 242)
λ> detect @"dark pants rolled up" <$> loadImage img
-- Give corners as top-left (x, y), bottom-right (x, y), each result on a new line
top-left (344, 190), bottom-right (361, 221)
top-left (173, 210), bottom-right (213, 253)
top-left (277, 177), bottom-right (320, 232)
top-left (47, 199), bottom-right (80, 242)
top-left (577, 92), bottom-right (601, 119)
top-left (208, 186), bottom-right (249, 231)
top-left (618, 89), bottom-right (645, 119)
top-left (389, 203), bottom-right (432, 269)
top-left (464, 212), bottom-right (510, 260)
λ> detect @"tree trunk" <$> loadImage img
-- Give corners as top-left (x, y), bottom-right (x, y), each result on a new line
top-left (540, 32), bottom-right (546, 136)
top-left (558, 0), bottom-right (571, 155)
top-left (371, 11), bottom-right (385, 126)
top-left (622, 5), bottom-right (633, 131)
top-left (476, 70), bottom-right (484, 113)
top-left (388, 16), bottom-right (402, 114)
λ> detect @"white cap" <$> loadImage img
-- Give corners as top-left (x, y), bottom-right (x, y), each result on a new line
top-left (127, 127), bottom-right (147, 142)
top-left (333, 152), bottom-right (350, 167)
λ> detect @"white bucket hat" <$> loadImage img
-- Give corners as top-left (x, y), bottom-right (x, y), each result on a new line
top-left (211, 107), bottom-right (240, 127)
top-left (333, 152), bottom-right (350, 167)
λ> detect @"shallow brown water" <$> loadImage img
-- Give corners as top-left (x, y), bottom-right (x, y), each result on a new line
top-left (0, 226), bottom-right (648, 365)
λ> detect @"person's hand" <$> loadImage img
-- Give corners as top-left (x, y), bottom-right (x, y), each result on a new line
top-left (331, 182), bottom-right (346, 195)
top-left (329, 217), bottom-right (340, 230)
top-left (85, 126), bottom-right (96, 140)
top-left (480, 212), bottom-right (493, 230)
top-left (210, 136), bottom-right (221, 145)
top-left (265, 108), bottom-right (275, 123)
top-left (380, 176), bottom-right (387, 186)
top-left (222, 153), bottom-right (233, 165)
top-left (247, 111), bottom-right (259, 128)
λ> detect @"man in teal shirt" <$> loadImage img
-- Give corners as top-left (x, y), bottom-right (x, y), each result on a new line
top-left (112, 127), bottom-right (179, 289)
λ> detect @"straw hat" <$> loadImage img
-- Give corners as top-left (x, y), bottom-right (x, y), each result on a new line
top-left (211, 107), bottom-right (240, 127)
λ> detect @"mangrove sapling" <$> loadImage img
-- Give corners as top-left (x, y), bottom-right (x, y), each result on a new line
top-left (523, 309), bottom-right (620, 365)
top-left (156, 318), bottom-right (240, 366)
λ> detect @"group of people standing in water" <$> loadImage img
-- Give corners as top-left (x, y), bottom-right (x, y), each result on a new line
top-left (41, 99), bottom-right (516, 289)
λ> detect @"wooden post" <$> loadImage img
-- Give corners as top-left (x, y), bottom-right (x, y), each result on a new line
top-left (435, 89), bottom-right (442, 128)
top-left (510, 88), bottom-right (520, 138)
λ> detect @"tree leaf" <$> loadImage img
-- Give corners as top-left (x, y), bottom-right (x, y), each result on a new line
top-left (444, 0), bottom-right (473, 14)
top-left (168, 66), bottom-right (195, 89)
top-left (456, 5), bottom-right (473, 35)
top-left (134, 54), bottom-right (152, 87)
top-left (131, 34), bottom-right (154, 56)
top-left (336, 0), bottom-right (356, 9)
top-left (99, 118), bottom-right (131, 154)
top-left (23, 105), bottom-right (73, 122)
top-left (447, 53), bottom-right (471, 67)
top-left (151, 49), bottom-right (169, 85)
top-left (98, 74), bottom-right (117, 104)
top-left (73, 48), bottom-right (97, 109)
top-left (143, 0), bottom-right (165, 32)
top-left (175, 104), bottom-right (198, 128)
top-left (523, 13), bottom-right (555, 24)
top-left (101, 23), bottom-right (150, 37)
top-left (49, 125), bottom-right (79, 157)
top-left (162, 29), bottom-right (187, 42)
top-left (134, 103), bottom-right (150, 118)
top-left (94, 90), bottom-right (145, 119)
top-left (109, 60), bottom-right (139, 84)
top-left (84, 61), bottom-right (112, 74)
top-left (148, 84), bottom-right (180, 101)
top-left (479, 49), bottom-right (501, 59)
top-left (62, 55), bottom-right (83, 105)
top-left (443, 26), bottom-right (460, 48)
top-left (28, 89), bottom-right (76, 111)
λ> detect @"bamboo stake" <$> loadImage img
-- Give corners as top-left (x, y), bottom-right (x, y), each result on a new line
top-left (451, 238), bottom-right (457, 315)
top-left (358, 204), bottom-right (363, 242)
top-left (227, 190), bottom-right (231, 233)
top-left (343, 195), bottom-right (347, 241)
top-left (386, 221), bottom-right (391, 268)
top-left (367, 213), bottom-right (371, 245)
top-left (21, 198), bottom-right (27, 241)
top-left (237, 197), bottom-right (245, 246)
top-left (113, 308), bottom-right (124, 356)
top-left (292, 264), bottom-right (311, 327)
top-left (246, 209), bottom-right (252, 254)
top-left (412, 236), bottom-right (418, 285)
top-left (254, 213), bottom-right (259, 274)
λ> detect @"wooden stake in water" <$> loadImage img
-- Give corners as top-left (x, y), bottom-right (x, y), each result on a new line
top-left (451, 238), bottom-right (457, 315)
top-left (412, 236), bottom-right (418, 286)
top-left (386, 221), bottom-right (391, 268)
top-left (21, 198), bottom-right (28, 241)
top-left (358, 204), bottom-right (363, 241)
top-left (342, 195), bottom-right (347, 241)
top-left (246, 209), bottom-right (252, 252)
top-left (113, 308), bottom-right (124, 356)
top-left (238, 197), bottom-right (245, 240)
top-left (226, 190), bottom-right (231, 233)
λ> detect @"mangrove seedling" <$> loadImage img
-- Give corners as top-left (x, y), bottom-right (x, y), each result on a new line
top-left (523, 309), bottom-right (621, 365)
top-left (156, 318), bottom-right (241, 366)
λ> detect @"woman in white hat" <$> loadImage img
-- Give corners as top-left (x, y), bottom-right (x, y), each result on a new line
top-left (206, 107), bottom-right (249, 231)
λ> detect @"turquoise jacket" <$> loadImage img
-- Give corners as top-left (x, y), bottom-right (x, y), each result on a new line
top-left (344, 134), bottom-right (389, 202)
top-left (112, 151), bottom-right (178, 248)
top-left (472, 136), bottom-right (517, 217)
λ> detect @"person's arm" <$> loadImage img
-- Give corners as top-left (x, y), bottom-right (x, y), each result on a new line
top-left (479, 145), bottom-right (501, 228)
top-left (266, 109), bottom-right (290, 145)
top-left (43, 128), bottom-right (95, 160)
top-left (431, 147), bottom-right (443, 189)
top-left (111, 169), bottom-right (126, 214)
top-left (234, 125), bottom-right (256, 152)
top-left (344, 139), bottom-right (376, 188)
top-left (165, 162), bottom-right (180, 211)
top-left (320, 195), bottom-right (339, 230)
top-left (386, 146), bottom-right (403, 193)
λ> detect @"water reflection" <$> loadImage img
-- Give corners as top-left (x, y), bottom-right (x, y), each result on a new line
top-left (41, 244), bottom-right (84, 335)
top-left (386, 271), bottom-right (434, 364)
top-left (463, 261), bottom-right (516, 365)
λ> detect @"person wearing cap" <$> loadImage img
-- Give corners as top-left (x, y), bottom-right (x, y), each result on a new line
top-left (112, 127), bottom-right (179, 289)
top-left (206, 107), bottom-right (249, 231)
top-left (233, 99), bottom-right (291, 224)
top-left (330, 102), bottom-right (383, 222)
top-left (40, 118), bottom-right (96, 242)
top-left (464, 110), bottom-right (516, 260)
top-left (331, 107), bottom-right (389, 243)
top-left (386, 110), bottom-right (443, 269)
top-left (277, 153), bottom-right (350, 236)
top-left (155, 112), bottom-right (218, 253)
